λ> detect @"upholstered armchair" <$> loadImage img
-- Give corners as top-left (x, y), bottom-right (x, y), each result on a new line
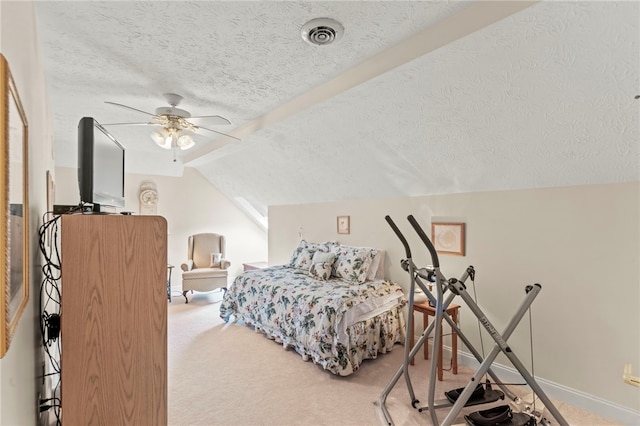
top-left (180, 233), bottom-right (230, 303)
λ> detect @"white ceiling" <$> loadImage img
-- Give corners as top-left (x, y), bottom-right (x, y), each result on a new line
top-left (34, 1), bottom-right (639, 215)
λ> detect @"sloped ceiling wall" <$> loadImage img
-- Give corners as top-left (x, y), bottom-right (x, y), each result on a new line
top-left (35, 1), bottom-right (639, 215)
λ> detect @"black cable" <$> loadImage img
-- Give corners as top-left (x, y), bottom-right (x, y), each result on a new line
top-left (38, 212), bottom-right (65, 426)
top-left (470, 274), bottom-right (486, 364)
top-left (39, 396), bottom-right (61, 412)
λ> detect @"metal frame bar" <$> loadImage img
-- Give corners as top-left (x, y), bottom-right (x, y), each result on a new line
top-left (377, 215), bottom-right (568, 426)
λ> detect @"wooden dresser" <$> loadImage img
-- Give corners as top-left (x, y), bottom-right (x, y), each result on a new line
top-left (60, 214), bottom-right (167, 425)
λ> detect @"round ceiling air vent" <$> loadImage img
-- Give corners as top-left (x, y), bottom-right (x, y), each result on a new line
top-left (301, 18), bottom-right (344, 46)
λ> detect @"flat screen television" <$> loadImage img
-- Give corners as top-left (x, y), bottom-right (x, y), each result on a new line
top-left (78, 117), bottom-right (125, 212)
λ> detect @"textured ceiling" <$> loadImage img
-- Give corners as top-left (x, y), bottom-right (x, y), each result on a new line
top-left (34, 1), bottom-right (639, 216)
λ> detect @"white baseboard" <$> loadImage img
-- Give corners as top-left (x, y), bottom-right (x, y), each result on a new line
top-left (457, 351), bottom-right (640, 425)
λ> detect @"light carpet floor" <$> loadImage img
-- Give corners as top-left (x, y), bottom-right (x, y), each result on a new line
top-left (167, 291), bottom-right (621, 426)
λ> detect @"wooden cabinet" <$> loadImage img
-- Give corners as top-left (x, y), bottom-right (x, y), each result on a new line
top-left (60, 215), bottom-right (167, 425)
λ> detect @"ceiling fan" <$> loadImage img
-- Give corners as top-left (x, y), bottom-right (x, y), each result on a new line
top-left (103, 93), bottom-right (240, 151)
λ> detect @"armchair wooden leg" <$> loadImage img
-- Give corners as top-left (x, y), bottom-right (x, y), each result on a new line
top-left (183, 290), bottom-right (189, 304)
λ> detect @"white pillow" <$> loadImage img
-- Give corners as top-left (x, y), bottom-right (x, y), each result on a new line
top-left (312, 250), bottom-right (336, 265)
top-left (367, 249), bottom-right (386, 281)
top-left (209, 252), bottom-right (222, 268)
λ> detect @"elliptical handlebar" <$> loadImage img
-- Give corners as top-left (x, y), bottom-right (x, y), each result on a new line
top-left (385, 215), bottom-right (411, 259)
top-left (407, 215), bottom-right (440, 268)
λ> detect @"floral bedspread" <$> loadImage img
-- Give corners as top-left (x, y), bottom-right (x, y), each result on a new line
top-left (220, 265), bottom-right (406, 375)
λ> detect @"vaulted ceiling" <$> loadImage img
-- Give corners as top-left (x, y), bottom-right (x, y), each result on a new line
top-left (34, 1), bottom-right (639, 216)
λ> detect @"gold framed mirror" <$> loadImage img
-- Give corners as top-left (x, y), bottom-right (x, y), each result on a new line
top-left (0, 54), bottom-right (29, 358)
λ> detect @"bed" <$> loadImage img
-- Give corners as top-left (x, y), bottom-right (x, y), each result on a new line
top-left (219, 240), bottom-right (407, 376)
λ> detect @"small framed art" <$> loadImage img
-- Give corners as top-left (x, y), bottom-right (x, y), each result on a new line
top-left (337, 215), bottom-right (350, 234)
top-left (431, 222), bottom-right (465, 256)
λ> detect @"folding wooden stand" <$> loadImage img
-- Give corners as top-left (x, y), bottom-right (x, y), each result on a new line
top-left (410, 301), bottom-right (459, 381)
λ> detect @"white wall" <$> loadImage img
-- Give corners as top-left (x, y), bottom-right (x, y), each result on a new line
top-left (269, 182), bottom-right (640, 420)
top-left (1, 2), bottom-right (55, 424)
top-left (54, 166), bottom-right (268, 284)
top-left (3, 2), bottom-right (637, 424)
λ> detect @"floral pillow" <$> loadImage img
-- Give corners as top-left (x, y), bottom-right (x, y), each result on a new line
top-left (288, 240), bottom-right (338, 268)
top-left (332, 245), bottom-right (377, 284)
top-left (292, 248), bottom-right (314, 270)
top-left (307, 250), bottom-right (336, 281)
top-left (309, 262), bottom-right (332, 280)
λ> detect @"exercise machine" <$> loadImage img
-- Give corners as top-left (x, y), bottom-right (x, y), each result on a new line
top-left (376, 215), bottom-right (568, 426)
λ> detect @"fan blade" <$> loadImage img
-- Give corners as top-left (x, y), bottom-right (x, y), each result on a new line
top-left (101, 121), bottom-right (157, 126)
top-left (189, 115), bottom-right (231, 125)
top-left (197, 125), bottom-right (241, 141)
top-left (105, 101), bottom-right (156, 117)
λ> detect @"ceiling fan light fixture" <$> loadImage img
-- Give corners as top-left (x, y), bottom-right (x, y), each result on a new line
top-left (177, 134), bottom-right (195, 150)
top-left (151, 129), bottom-right (172, 149)
top-left (105, 93), bottom-right (239, 153)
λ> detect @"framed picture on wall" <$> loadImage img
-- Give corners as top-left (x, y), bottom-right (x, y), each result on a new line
top-left (431, 222), bottom-right (465, 256)
top-left (337, 215), bottom-right (350, 234)
top-left (0, 54), bottom-right (30, 358)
